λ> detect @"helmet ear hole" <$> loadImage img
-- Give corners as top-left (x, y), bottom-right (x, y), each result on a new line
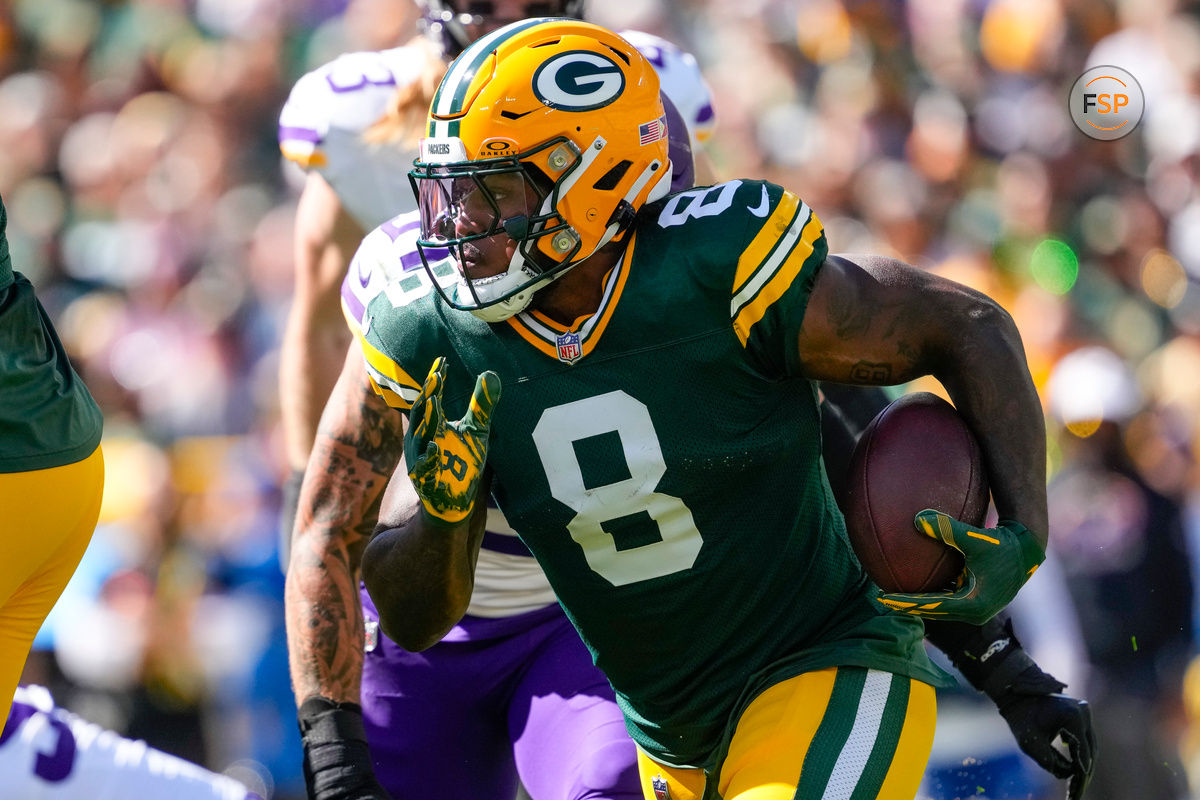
top-left (593, 160), bottom-right (632, 192)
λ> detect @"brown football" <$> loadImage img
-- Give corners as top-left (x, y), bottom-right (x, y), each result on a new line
top-left (838, 392), bottom-right (989, 593)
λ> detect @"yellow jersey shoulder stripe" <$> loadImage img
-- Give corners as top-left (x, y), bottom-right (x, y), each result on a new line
top-left (341, 299), bottom-right (417, 409)
top-left (355, 325), bottom-right (422, 410)
top-left (731, 203), bottom-right (824, 346)
top-left (731, 189), bottom-right (801, 295)
top-left (366, 373), bottom-right (409, 410)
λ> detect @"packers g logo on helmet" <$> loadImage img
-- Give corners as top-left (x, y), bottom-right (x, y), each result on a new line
top-left (409, 19), bottom-right (673, 322)
top-left (532, 51), bottom-right (626, 111)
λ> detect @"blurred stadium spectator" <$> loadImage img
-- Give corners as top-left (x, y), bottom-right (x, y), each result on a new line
top-left (1046, 346), bottom-right (1194, 800)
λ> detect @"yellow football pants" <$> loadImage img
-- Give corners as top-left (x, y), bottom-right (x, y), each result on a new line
top-left (638, 666), bottom-right (936, 800)
top-left (0, 446), bottom-right (104, 723)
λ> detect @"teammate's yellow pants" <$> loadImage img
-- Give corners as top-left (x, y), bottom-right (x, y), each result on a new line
top-left (0, 445), bottom-right (104, 722)
top-left (637, 666), bottom-right (937, 800)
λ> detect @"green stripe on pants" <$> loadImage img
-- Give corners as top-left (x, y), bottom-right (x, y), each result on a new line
top-left (795, 667), bottom-right (868, 799)
top-left (849, 673), bottom-right (910, 800)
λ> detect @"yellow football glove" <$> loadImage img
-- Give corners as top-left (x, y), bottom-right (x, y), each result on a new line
top-left (876, 509), bottom-right (1045, 625)
top-left (405, 357), bottom-right (501, 526)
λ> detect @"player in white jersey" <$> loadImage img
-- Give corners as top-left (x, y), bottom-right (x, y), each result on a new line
top-left (0, 686), bottom-right (262, 800)
top-left (276, 2), bottom-right (713, 798)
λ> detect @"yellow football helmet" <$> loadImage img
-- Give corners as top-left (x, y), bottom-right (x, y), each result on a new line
top-left (409, 18), bottom-right (672, 321)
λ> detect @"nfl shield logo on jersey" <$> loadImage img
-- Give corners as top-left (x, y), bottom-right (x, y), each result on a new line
top-left (364, 619), bottom-right (379, 653)
top-left (556, 330), bottom-right (582, 364)
top-left (651, 775), bottom-right (670, 800)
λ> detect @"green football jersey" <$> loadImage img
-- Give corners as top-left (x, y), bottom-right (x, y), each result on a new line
top-left (0, 200), bottom-right (103, 473)
top-left (358, 179), bottom-right (951, 767)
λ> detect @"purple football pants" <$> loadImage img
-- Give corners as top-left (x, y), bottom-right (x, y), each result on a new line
top-left (360, 589), bottom-right (640, 799)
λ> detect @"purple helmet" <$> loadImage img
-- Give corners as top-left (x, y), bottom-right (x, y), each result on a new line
top-left (415, 1), bottom-right (586, 58)
top-left (661, 92), bottom-right (695, 193)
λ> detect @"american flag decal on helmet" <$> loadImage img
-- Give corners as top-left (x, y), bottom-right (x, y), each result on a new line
top-left (639, 115), bottom-right (667, 145)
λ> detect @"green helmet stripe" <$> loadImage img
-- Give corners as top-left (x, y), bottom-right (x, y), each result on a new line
top-left (427, 118), bottom-right (462, 139)
top-left (432, 18), bottom-right (551, 118)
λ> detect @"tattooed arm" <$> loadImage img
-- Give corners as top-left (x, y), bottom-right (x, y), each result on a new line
top-left (285, 345), bottom-right (404, 705)
top-left (797, 253), bottom-right (1047, 544)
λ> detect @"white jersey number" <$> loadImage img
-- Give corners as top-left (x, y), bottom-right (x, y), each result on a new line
top-left (531, 391), bottom-right (702, 586)
top-left (657, 180), bottom-right (741, 229)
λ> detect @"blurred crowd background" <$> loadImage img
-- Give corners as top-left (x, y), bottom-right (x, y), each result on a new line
top-left (2, 0), bottom-right (1199, 798)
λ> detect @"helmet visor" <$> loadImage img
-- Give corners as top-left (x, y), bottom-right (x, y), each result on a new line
top-left (412, 159), bottom-right (542, 246)
top-left (408, 137), bottom-right (584, 313)
top-left (410, 158), bottom-right (562, 301)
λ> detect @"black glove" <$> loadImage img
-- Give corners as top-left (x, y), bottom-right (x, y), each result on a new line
top-left (298, 697), bottom-right (393, 800)
top-left (994, 675), bottom-right (1096, 800)
top-left (926, 617), bottom-right (1097, 799)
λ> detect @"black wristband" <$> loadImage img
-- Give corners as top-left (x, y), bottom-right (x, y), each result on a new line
top-left (298, 697), bottom-right (386, 800)
top-left (924, 616), bottom-right (1061, 699)
top-left (298, 696), bottom-right (368, 744)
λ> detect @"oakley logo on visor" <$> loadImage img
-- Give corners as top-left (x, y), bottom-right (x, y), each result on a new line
top-left (532, 51), bottom-right (625, 112)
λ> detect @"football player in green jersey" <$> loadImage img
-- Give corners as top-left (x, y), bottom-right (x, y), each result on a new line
top-left (355, 19), bottom-right (1074, 799)
top-left (0, 194), bottom-right (104, 724)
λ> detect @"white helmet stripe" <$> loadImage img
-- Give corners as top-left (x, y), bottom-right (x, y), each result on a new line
top-left (434, 18), bottom-right (551, 118)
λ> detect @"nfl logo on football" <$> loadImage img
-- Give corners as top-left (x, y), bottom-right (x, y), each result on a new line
top-left (556, 331), bottom-right (582, 364)
top-left (651, 775), bottom-right (670, 800)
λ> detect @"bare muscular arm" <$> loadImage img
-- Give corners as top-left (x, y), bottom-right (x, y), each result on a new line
top-left (280, 173), bottom-right (366, 472)
top-left (284, 346), bottom-right (404, 705)
top-left (798, 254), bottom-right (1048, 545)
top-left (362, 462), bottom-right (490, 652)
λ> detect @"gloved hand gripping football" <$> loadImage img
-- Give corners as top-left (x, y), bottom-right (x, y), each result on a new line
top-left (405, 357), bottom-right (501, 526)
top-left (876, 509), bottom-right (1045, 625)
